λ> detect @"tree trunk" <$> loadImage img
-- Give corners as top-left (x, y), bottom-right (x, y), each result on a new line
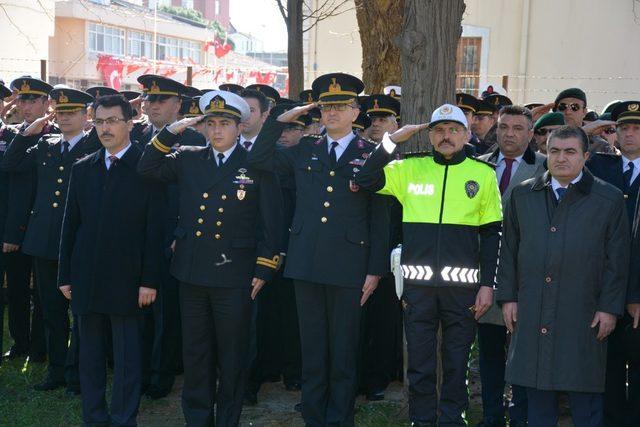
top-left (286, 0), bottom-right (305, 98)
top-left (400, 0), bottom-right (466, 153)
top-left (354, 0), bottom-right (403, 93)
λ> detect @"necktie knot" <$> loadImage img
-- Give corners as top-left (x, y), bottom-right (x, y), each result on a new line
top-left (62, 141), bottom-right (70, 157)
top-left (556, 187), bottom-right (567, 200)
top-left (107, 155), bottom-right (119, 169)
top-left (217, 153), bottom-right (225, 166)
top-left (624, 161), bottom-right (635, 187)
top-left (243, 140), bottom-right (252, 150)
top-left (499, 157), bottom-right (515, 195)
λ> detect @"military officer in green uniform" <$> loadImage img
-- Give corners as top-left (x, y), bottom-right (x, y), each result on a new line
top-left (2, 87), bottom-right (100, 393)
top-left (247, 73), bottom-right (390, 426)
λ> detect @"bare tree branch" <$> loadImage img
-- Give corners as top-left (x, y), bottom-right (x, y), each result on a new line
top-left (0, 4), bottom-right (37, 52)
top-left (302, 0), bottom-right (352, 32)
top-left (275, 0), bottom-right (288, 21)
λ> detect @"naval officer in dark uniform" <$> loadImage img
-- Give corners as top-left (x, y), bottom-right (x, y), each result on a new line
top-left (2, 87), bottom-right (100, 392)
top-left (133, 75), bottom-right (207, 398)
top-left (138, 89), bottom-right (283, 426)
top-left (247, 73), bottom-right (389, 426)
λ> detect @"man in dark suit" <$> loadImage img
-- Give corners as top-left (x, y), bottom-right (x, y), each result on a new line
top-left (476, 106), bottom-right (547, 427)
top-left (247, 73), bottom-right (390, 426)
top-left (587, 101), bottom-right (640, 427)
top-left (0, 82), bottom-right (13, 363)
top-left (132, 75), bottom-right (207, 399)
top-left (58, 94), bottom-right (163, 426)
top-left (2, 87), bottom-right (100, 393)
top-left (3, 77), bottom-right (58, 364)
top-left (138, 90), bottom-right (283, 426)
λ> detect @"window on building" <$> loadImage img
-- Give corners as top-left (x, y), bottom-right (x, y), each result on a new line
top-left (129, 31), bottom-right (154, 58)
top-left (215, 0), bottom-right (220, 14)
top-left (88, 23), bottom-right (125, 56)
top-left (156, 36), bottom-right (201, 63)
top-left (182, 0), bottom-right (194, 8)
top-left (455, 37), bottom-right (481, 96)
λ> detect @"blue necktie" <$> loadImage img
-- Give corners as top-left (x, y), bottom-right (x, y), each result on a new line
top-left (556, 187), bottom-right (567, 201)
top-left (624, 161), bottom-right (635, 188)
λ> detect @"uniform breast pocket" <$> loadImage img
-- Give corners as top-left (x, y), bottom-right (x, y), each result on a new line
top-left (296, 160), bottom-right (322, 182)
top-left (345, 226), bottom-right (369, 247)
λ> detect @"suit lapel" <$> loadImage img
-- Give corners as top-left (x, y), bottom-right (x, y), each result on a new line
top-left (311, 136), bottom-right (330, 168)
top-left (507, 160), bottom-right (536, 193)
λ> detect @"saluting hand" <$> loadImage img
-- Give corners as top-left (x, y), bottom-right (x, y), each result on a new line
top-left (591, 311), bottom-right (617, 340)
top-left (502, 302), bottom-right (518, 333)
top-left (167, 115), bottom-right (205, 134)
top-left (582, 119), bottom-right (617, 136)
top-left (276, 102), bottom-right (317, 124)
top-left (2, 242), bottom-right (19, 253)
top-left (388, 123), bottom-right (430, 144)
top-left (138, 286), bottom-right (157, 308)
top-left (129, 95), bottom-right (142, 112)
top-left (251, 277), bottom-right (266, 300)
top-left (627, 303), bottom-right (640, 329)
top-left (530, 103), bottom-right (555, 122)
top-left (23, 112), bottom-right (55, 136)
top-left (360, 275), bottom-right (380, 306)
top-left (473, 286), bottom-right (493, 321)
top-left (59, 285), bottom-right (72, 300)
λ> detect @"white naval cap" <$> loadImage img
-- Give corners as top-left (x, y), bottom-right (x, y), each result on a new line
top-left (429, 104), bottom-right (469, 129)
top-left (383, 85), bottom-right (401, 99)
top-left (199, 90), bottom-right (250, 122)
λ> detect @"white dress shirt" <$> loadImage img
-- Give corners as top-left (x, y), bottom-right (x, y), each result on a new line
top-left (496, 153), bottom-right (524, 183)
top-left (621, 155), bottom-right (640, 185)
top-left (105, 142), bottom-right (132, 170)
top-left (326, 132), bottom-right (354, 161)
top-left (62, 132), bottom-right (86, 153)
top-left (551, 172), bottom-right (583, 198)
top-left (213, 143), bottom-right (238, 166)
top-left (239, 134), bottom-right (258, 151)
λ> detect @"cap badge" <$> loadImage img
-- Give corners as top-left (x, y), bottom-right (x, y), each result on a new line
top-left (58, 92), bottom-right (68, 104)
top-left (210, 97), bottom-right (226, 110)
top-left (390, 89), bottom-right (397, 98)
top-left (440, 105), bottom-right (452, 115)
top-left (149, 81), bottom-right (160, 93)
top-left (189, 102), bottom-right (199, 115)
top-left (328, 78), bottom-right (341, 93)
top-left (629, 104), bottom-right (639, 112)
top-left (307, 93), bottom-right (314, 103)
top-left (373, 99), bottom-right (380, 110)
top-left (20, 81), bottom-right (30, 93)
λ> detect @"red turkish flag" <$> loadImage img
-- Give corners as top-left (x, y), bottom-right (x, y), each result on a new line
top-left (96, 54), bottom-right (124, 90)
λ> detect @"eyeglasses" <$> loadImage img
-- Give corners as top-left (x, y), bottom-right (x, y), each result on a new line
top-left (603, 127), bottom-right (617, 135)
top-left (318, 104), bottom-right (355, 112)
top-left (557, 103), bottom-right (582, 112)
top-left (430, 126), bottom-right (461, 136)
top-left (94, 117), bottom-right (127, 126)
top-left (535, 128), bottom-right (552, 136)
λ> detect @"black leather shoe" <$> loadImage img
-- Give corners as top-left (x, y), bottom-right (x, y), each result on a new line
top-left (366, 390), bottom-right (385, 401)
top-left (243, 391), bottom-right (257, 406)
top-left (410, 422), bottom-right (434, 427)
top-left (145, 384), bottom-right (172, 399)
top-left (284, 381), bottom-right (301, 391)
top-left (66, 383), bottom-right (81, 396)
top-left (28, 353), bottom-right (46, 363)
top-left (294, 402), bottom-right (302, 413)
top-left (3, 347), bottom-right (28, 359)
top-left (33, 378), bottom-right (66, 391)
top-left (509, 422), bottom-right (527, 427)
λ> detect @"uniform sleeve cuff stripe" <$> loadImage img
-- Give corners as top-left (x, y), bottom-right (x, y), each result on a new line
top-left (256, 260), bottom-right (278, 269)
top-left (151, 137), bottom-right (171, 153)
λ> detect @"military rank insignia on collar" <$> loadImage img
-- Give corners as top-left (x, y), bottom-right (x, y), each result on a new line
top-left (465, 180), bottom-right (479, 198)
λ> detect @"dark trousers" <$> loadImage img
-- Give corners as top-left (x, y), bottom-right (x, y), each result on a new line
top-left (180, 282), bottom-right (252, 427)
top-left (142, 268), bottom-right (182, 390)
top-left (295, 280), bottom-right (362, 427)
top-left (247, 270), bottom-right (302, 392)
top-left (79, 312), bottom-right (143, 427)
top-left (34, 257), bottom-right (78, 383)
top-left (527, 387), bottom-right (603, 427)
top-left (604, 315), bottom-right (640, 427)
top-left (4, 250), bottom-right (40, 354)
top-left (403, 285), bottom-right (477, 426)
top-left (477, 323), bottom-right (528, 424)
top-left (358, 273), bottom-right (403, 394)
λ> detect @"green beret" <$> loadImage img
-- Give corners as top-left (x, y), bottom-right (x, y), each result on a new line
top-left (555, 88), bottom-right (587, 106)
top-left (534, 112), bottom-right (565, 130)
top-left (599, 112), bottom-right (612, 121)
